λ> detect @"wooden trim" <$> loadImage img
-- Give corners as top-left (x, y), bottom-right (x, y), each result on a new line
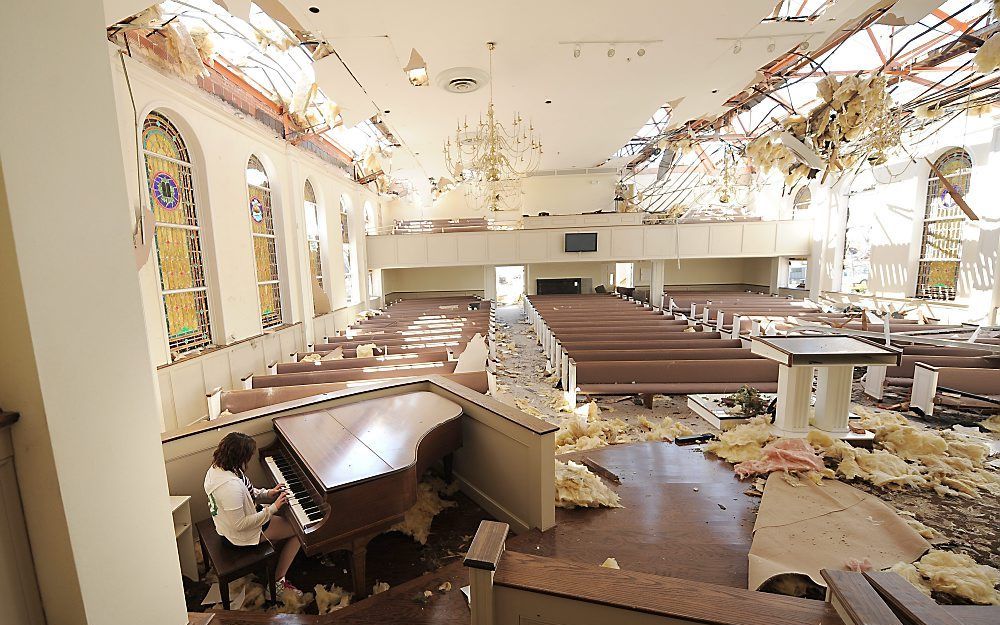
top-left (464, 521), bottom-right (509, 571)
top-left (0, 410), bottom-right (19, 431)
top-left (863, 571), bottom-right (964, 625)
top-left (494, 551), bottom-right (840, 625)
top-left (822, 569), bottom-right (902, 625)
top-left (161, 376), bottom-right (556, 443)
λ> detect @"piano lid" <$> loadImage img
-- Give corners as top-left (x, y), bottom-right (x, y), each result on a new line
top-left (273, 391), bottom-right (463, 492)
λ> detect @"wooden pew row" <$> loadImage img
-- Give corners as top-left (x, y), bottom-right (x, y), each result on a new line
top-left (276, 350), bottom-right (451, 374)
top-left (311, 333), bottom-right (482, 355)
top-left (567, 358), bottom-right (779, 407)
top-left (251, 361), bottom-right (460, 389)
top-left (295, 341), bottom-right (466, 360)
top-left (555, 336), bottom-right (737, 388)
top-left (213, 371), bottom-right (489, 416)
top-left (863, 354), bottom-right (998, 399)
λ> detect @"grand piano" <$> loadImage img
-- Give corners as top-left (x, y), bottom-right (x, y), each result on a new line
top-left (258, 391), bottom-right (463, 596)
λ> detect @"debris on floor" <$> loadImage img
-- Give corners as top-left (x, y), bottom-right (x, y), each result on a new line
top-left (704, 416), bottom-right (773, 463)
top-left (372, 581), bottom-right (390, 595)
top-left (388, 476), bottom-right (460, 544)
top-left (601, 557), bottom-right (620, 569)
top-left (897, 550), bottom-right (1000, 604)
top-left (314, 583), bottom-right (351, 614)
top-left (554, 459), bottom-right (623, 509)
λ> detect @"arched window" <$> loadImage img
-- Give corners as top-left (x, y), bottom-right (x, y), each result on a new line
top-left (142, 112), bottom-right (213, 353)
top-left (364, 201), bottom-right (376, 235)
top-left (792, 186), bottom-right (811, 219)
top-left (304, 180), bottom-right (323, 292)
top-left (340, 195), bottom-right (359, 305)
top-left (247, 155), bottom-right (283, 328)
top-left (916, 149), bottom-right (972, 301)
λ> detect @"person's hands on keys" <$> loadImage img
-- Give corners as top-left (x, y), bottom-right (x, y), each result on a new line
top-left (267, 483), bottom-right (285, 498)
top-left (273, 491), bottom-right (288, 510)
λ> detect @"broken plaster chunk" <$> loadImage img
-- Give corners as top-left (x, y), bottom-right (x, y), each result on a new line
top-left (437, 581), bottom-right (452, 593)
top-left (601, 557), bottom-right (620, 569)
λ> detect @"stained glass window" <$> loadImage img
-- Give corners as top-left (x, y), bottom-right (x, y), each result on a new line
top-left (341, 195), bottom-right (359, 305)
top-left (143, 112), bottom-right (214, 354)
top-left (916, 149), bottom-right (971, 301)
top-left (247, 155), bottom-right (283, 328)
top-left (304, 180), bottom-right (324, 295)
top-left (792, 186), bottom-right (811, 219)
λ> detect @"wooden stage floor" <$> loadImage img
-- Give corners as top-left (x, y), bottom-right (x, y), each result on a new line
top-left (208, 441), bottom-right (759, 625)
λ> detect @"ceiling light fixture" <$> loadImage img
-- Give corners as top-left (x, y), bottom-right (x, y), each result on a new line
top-left (573, 45), bottom-right (581, 58)
top-left (607, 47), bottom-right (616, 58)
top-left (404, 48), bottom-right (429, 87)
top-left (637, 47), bottom-right (646, 56)
top-left (443, 42), bottom-right (542, 212)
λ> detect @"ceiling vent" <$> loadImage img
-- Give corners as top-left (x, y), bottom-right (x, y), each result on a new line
top-left (436, 67), bottom-right (489, 94)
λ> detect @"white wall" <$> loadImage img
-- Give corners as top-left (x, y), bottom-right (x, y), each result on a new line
top-left (110, 51), bottom-right (381, 368)
top-left (806, 113), bottom-right (1000, 323)
top-left (384, 171), bottom-right (618, 223)
top-left (382, 266), bottom-right (486, 296)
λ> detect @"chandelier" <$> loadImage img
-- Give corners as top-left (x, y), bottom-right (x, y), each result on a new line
top-left (443, 42), bottom-right (542, 212)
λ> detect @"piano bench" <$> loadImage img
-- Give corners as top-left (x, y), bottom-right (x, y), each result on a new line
top-left (195, 518), bottom-right (276, 610)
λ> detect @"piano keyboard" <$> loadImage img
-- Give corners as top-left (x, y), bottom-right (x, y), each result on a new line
top-left (264, 454), bottom-right (324, 528)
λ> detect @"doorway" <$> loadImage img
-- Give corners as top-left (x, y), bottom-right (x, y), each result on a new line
top-left (495, 265), bottom-right (525, 305)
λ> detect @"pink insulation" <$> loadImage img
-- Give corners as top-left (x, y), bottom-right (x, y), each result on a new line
top-left (734, 438), bottom-right (828, 478)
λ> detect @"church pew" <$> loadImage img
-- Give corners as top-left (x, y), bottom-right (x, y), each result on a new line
top-left (311, 333), bottom-right (481, 353)
top-left (568, 348), bottom-right (759, 362)
top-left (910, 364), bottom-right (1000, 416)
top-left (214, 371), bottom-right (489, 415)
top-left (567, 358), bottom-right (779, 407)
top-left (276, 350), bottom-right (450, 374)
top-left (251, 360), bottom-right (460, 389)
top-left (863, 355), bottom-right (998, 399)
top-left (295, 341), bottom-right (467, 360)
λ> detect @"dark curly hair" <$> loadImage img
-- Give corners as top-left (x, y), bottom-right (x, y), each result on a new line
top-left (212, 432), bottom-right (257, 473)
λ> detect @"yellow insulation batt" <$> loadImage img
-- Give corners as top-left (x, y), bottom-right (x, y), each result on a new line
top-left (388, 477), bottom-right (459, 544)
top-left (906, 550), bottom-right (1000, 605)
top-left (704, 416), bottom-right (773, 463)
top-left (639, 415), bottom-right (693, 442)
top-left (554, 459), bottom-right (623, 509)
top-left (314, 583), bottom-right (351, 614)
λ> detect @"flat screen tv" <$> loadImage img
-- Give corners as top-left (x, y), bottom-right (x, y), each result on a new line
top-left (565, 232), bottom-right (598, 252)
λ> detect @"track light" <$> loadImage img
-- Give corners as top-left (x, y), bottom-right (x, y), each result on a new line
top-left (573, 45), bottom-right (581, 58)
top-left (607, 47), bottom-right (615, 58)
top-left (637, 47), bottom-right (646, 56)
top-left (404, 48), bottom-right (429, 86)
top-left (733, 40), bottom-right (742, 55)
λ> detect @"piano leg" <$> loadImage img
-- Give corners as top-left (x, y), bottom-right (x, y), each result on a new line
top-left (443, 452), bottom-right (455, 482)
top-left (350, 538), bottom-right (369, 598)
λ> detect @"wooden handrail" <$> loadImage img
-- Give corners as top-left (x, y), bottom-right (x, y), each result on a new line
top-left (464, 521), bottom-right (509, 571)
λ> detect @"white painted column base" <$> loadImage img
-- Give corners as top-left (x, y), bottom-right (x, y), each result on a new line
top-left (814, 365), bottom-right (854, 433)
top-left (774, 365), bottom-right (814, 437)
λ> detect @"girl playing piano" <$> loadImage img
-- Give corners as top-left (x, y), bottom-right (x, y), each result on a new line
top-left (204, 432), bottom-right (303, 596)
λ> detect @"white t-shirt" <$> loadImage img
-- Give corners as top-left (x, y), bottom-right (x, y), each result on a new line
top-left (204, 466), bottom-right (276, 546)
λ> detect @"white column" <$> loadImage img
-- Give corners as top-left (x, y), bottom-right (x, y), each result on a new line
top-left (814, 366), bottom-right (854, 433)
top-left (774, 365), bottom-right (814, 436)
top-left (484, 265), bottom-right (497, 301)
top-left (650, 260), bottom-right (666, 309)
top-left (0, 2), bottom-right (188, 623)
